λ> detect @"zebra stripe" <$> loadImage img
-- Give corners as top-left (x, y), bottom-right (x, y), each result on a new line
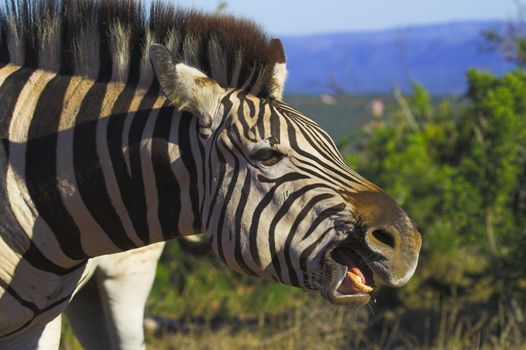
top-left (55, 77), bottom-right (118, 256)
top-left (94, 82), bottom-right (142, 248)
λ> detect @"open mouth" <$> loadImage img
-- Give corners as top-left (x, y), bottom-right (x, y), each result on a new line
top-left (324, 245), bottom-right (376, 305)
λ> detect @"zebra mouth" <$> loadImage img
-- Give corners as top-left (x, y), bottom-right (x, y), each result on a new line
top-left (323, 246), bottom-right (375, 305)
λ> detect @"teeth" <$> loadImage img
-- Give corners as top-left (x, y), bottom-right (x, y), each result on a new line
top-left (348, 271), bottom-right (373, 293)
top-left (356, 275), bottom-right (363, 283)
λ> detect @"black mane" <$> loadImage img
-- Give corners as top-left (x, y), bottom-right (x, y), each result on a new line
top-left (0, 0), bottom-right (282, 97)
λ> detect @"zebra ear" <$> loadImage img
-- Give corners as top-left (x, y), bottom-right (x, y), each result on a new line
top-left (269, 38), bottom-right (287, 100)
top-left (150, 44), bottom-right (225, 138)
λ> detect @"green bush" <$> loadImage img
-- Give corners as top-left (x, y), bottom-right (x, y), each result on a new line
top-left (351, 72), bottom-right (526, 311)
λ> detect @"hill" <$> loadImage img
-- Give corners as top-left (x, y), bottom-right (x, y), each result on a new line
top-left (282, 21), bottom-right (515, 94)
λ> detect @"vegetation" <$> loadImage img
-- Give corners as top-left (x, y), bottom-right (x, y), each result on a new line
top-left (346, 70), bottom-right (526, 348)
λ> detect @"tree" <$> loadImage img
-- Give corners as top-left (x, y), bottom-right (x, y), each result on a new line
top-left (455, 70), bottom-right (526, 281)
top-left (483, 1), bottom-right (526, 66)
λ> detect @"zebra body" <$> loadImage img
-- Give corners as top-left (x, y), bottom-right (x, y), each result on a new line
top-left (0, 1), bottom-right (421, 348)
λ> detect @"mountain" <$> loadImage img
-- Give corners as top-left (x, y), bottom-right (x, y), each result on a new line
top-left (281, 21), bottom-right (516, 95)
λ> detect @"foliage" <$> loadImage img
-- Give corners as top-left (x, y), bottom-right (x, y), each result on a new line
top-left (350, 72), bottom-right (526, 316)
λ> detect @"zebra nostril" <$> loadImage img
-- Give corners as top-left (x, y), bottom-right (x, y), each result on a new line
top-left (371, 229), bottom-right (396, 249)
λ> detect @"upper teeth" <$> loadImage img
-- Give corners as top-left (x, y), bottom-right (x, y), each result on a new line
top-left (348, 271), bottom-right (373, 293)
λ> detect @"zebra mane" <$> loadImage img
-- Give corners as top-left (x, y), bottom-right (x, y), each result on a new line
top-left (0, 0), bottom-right (284, 97)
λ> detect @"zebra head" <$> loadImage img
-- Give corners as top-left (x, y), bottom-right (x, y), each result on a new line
top-left (150, 44), bottom-right (421, 306)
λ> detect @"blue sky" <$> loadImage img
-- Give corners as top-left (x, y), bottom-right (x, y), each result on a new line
top-left (171, 0), bottom-right (517, 35)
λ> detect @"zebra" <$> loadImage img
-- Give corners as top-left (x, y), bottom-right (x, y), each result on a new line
top-left (0, 0), bottom-right (422, 349)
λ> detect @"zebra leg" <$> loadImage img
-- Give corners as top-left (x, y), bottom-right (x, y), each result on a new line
top-left (95, 242), bottom-right (165, 350)
top-left (36, 315), bottom-right (62, 350)
top-left (63, 273), bottom-right (113, 350)
top-left (0, 314), bottom-right (61, 350)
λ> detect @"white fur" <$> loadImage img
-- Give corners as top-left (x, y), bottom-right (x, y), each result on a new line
top-left (271, 63), bottom-right (288, 100)
top-left (175, 63), bottom-right (224, 117)
top-left (150, 44), bottom-right (226, 139)
top-left (109, 21), bottom-right (131, 82)
top-left (36, 315), bottom-right (61, 350)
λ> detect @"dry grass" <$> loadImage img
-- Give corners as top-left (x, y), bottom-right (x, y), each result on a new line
top-left (143, 298), bottom-right (526, 350)
top-left (59, 295), bottom-right (526, 349)
top-left (145, 300), bottom-right (364, 350)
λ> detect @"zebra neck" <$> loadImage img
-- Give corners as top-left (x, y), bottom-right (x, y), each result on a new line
top-left (4, 66), bottom-right (204, 267)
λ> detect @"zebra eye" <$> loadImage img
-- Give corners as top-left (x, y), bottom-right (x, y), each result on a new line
top-left (250, 148), bottom-right (284, 166)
